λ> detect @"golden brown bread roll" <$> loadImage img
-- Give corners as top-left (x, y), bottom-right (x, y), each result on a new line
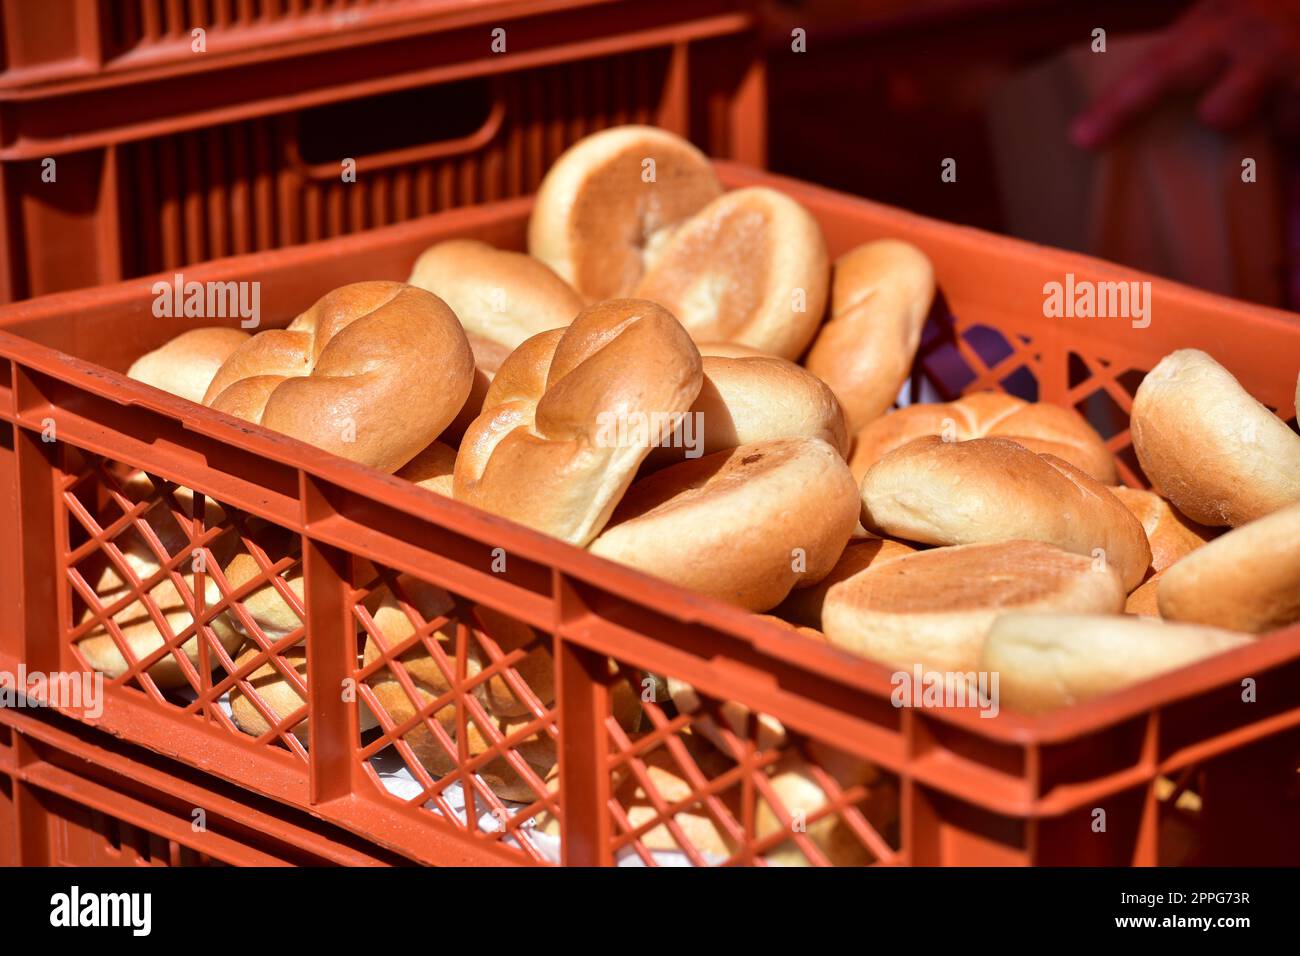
top-left (1110, 486), bottom-right (1216, 575)
top-left (528, 125), bottom-right (722, 300)
top-left (76, 479), bottom-right (243, 688)
top-left (396, 440), bottom-right (456, 497)
top-left (589, 438), bottom-right (860, 611)
top-left (454, 299), bottom-right (703, 546)
top-left (1125, 572), bottom-right (1163, 617)
top-left (633, 187), bottom-right (830, 360)
top-left (407, 239), bottom-right (582, 349)
top-left (822, 541), bottom-right (1125, 673)
top-left (1156, 502), bottom-right (1300, 633)
top-left (227, 642), bottom-right (310, 740)
top-left (1130, 349), bottom-right (1300, 526)
top-left (805, 240), bottom-right (935, 434)
top-left (776, 537), bottom-right (917, 630)
top-left (849, 391), bottom-right (1116, 484)
top-left (859, 437), bottom-right (1151, 590)
top-left (644, 353), bottom-right (849, 469)
top-left (128, 327), bottom-right (251, 403)
top-left (982, 613), bottom-right (1254, 714)
top-left (204, 281), bottom-right (474, 473)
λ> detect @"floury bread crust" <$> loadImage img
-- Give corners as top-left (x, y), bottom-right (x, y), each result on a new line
top-left (527, 125), bottom-right (722, 301)
top-left (1130, 349), bottom-right (1300, 526)
top-left (453, 298), bottom-right (703, 546)
top-left (821, 541), bottom-right (1125, 674)
top-left (982, 613), bottom-right (1254, 714)
top-left (849, 391), bottom-right (1117, 484)
top-left (859, 437), bottom-right (1151, 590)
top-left (589, 437), bottom-right (860, 611)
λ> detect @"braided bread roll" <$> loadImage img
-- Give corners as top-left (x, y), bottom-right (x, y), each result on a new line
top-left (204, 281), bottom-right (473, 473)
top-left (454, 298), bottom-right (703, 546)
top-left (528, 126), bottom-right (722, 300)
top-left (850, 391), bottom-right (1117, 484)
top-left (805, 240), bottom-right (935, 434)
top-left (633, 187), bottom-right (830, 360)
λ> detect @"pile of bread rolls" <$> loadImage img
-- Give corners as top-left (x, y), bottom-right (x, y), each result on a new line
top-left (101, 125), bottom-right (1299, 859)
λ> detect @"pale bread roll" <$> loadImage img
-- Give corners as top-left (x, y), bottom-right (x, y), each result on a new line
top-left (1130, 349), bottom-right (1300, 526)
top-left (1157, 502), bottom-right (1300, 633)
top-left (982, 613), bottom-right (1254, 714)
top-left (204, 281), bottom-right (474, 474)
top-left (407, 239), bottom-right (582, 349)
top-left (822, 541), bottom-right (1125, 674)
top-left (1110, 486), bottom-right (1216, 575)
top-left (859, 437), bottom-right (1151, 590)
top-left (776, 537), bottom-right (917, 630)
top-left (528, 125), bottom-right (722, 300)
top-left (805, 240), bottom-right (935, 434)
top-left (454, 299), bottom-right (703, 546)
top-left (128, 327), bottom-right (251, 404)
top-left (644, 353), bottom-right (849, 469)
top-left (397, 440), bottom-right (456, 497)
top-left (634, 187), bottom-right (830, 360)
top-left (589, 438), bottom-right (860, 611)
top-left (849, 391), bottom-right (1116, 484)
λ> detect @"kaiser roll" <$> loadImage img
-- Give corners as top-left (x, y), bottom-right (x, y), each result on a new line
top-left (849, 391), bottom-right (1116, 484)
top-left (776, 537), bottom-right (917, 630)
top-left (822, 541), bottom-right (1125, 674)
top-left (528, 125), bottom-right (722, 300)
top-left (407, 239), bottom-right (582, 349)
top-left (396, 440), bottom-right (457, 497)
top-left (1110, 486), bottom-right (1216, 575)
top-left (859, 437), bottom-right (1151, 590)
top-left (1157, 501), bottom-right (1300, 633)
top-left (633, 187), bottom-right (830, 360)
top-left (128, 327), bottom-right (251, 404)
top-left (805, 240), bottom-right (935, 434)
top-left (1130, 349), bottom-right (1300, 526)
top-left (982, 613), bottom-right (1254, 714)
top-left (204, 281), bottom-right (474, 473)
top-left (454, 299), bottom-right (703, 546)
top-left (589, 438), bottom-right (860, 611)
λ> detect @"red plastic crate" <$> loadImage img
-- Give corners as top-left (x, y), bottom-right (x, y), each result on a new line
top-left (0, 164), bottom-right (1298, 866)
top-left (0, 0), bottom-right (764, 301)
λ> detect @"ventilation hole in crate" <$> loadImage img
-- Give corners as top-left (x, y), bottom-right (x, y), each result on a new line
top-left (1156, 769), bottom-right (1205, 866)
top-left (961, 324), bottom-right (1015, 368)
top-left (354, 565), bottom-right (560, 862)
top-left (919, 341), bottom-right (978, 398)
top-left (1115, 444), bottom-right (1147, 488)
top-left (602, 667), bottom-right (900, 867)
top-left (1067, 352), bottom-right (1093, 389)
top-left (1115, 367), bottom-right (1146, 399)
top-left (999, 365), bottom-right (1039, 402)
top-left (1074, 388), bottom-right (1130, 441)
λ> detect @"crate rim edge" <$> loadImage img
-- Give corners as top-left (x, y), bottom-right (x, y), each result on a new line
top-left (0, 161), bottom-right (1296, 749)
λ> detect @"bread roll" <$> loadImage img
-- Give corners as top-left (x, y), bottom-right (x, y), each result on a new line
top-left (644, 353), bottom-right (849, 469)
top-left (1125, 573), bottom-right (1162, 617)
top-left (454, 299), bottom-right (703, 546)
top-left (397, 440), bottom-right (456, 497)
top-left (697, 341), bottom-right (773, 358)
top-left (822, 541), bottom-right (1124, 673)
top-left (859, 437), bottom-right (1151, 589)
top-left (805, 240), bottom-right (935, 433)
top-left (528, 125), bottom-right (722, 300)
top-left (983, 613), bottom-right (1254, 714)
top-left (1110, 486), bottom-right (1216, 575)
top-left (204, 281), bottom-right (474, 474)
top-left (634, 187), bottom-right (830, 360)
top-left (589, 438), bottom-right (860, 611)
top-left (1157, 502), bottom-right (1300, 633)
top-left (776, 537), bottom-right (916, 629)
top-left (849, 391), bottom-right (1116, 484)
top-left (227, 642), bottom-right (309, 740)
top-left (128, 327), bottom-right (251, 403)
top-left (1130, 349), bottom-right (1300, 526)
top-left (407, 239), bottom-right (582, 349)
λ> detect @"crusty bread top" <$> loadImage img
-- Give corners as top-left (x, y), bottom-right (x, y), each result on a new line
top-left (850, 391), bottom-right (1116, 484)
top-left (527, 125), bottom-right (722, 300)
top-left (859, 437), bottom-right (1151, 589)
top-left (128, 326), bottom-right (251, 404)
top-left (1130, 348), bottom-right (1300, 526)
top-left (633, 186), bottom-right (830, 360)
top-left (776, 536), bottom-right (916, 629)
top-left (407, 239), bottom-right (582, 349)
top-left (204, 281), bottom-right (474, 474)
top-left (805, 239), bottom-right (935, 434)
